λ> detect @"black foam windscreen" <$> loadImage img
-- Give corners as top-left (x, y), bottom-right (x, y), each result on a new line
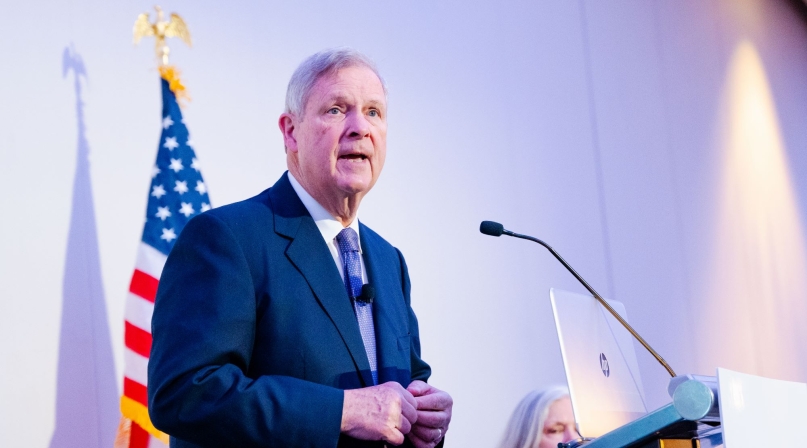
top-left (357, 284), bottom-right (375, 304)
top-left (479, 220), bottom-right (504, 237)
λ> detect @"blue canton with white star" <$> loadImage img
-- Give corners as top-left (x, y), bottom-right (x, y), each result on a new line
top-left (142, 78), bottom-right (211, 256)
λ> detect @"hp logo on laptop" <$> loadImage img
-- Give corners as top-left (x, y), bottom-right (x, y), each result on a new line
top-left (599, 353), bottom-right (610, 377)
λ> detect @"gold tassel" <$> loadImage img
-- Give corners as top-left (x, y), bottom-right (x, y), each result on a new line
top-left (159, 65), bottom-right (191, 106)
top-left (114, 416), bottom-right (132, 448)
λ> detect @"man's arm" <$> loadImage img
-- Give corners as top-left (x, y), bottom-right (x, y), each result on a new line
top-left (396, 248), bottom-right (431, 383)
top-left (148, 213), bottom-right (344, 447)
top-left (396, 249), bottom-right (453, 448)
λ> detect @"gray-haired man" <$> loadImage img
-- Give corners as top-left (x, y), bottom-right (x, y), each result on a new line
top-left (149, 48), bottom-right (453, 448)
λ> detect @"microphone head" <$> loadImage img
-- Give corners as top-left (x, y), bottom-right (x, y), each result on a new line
top-left (357, 284), bottom-right (375, 304)
top-left (480, 221), bottom-right (505, 237)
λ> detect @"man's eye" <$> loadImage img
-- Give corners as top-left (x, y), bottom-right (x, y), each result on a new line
top-left (368, 109), bottom-right (378, 117)
top-left (327, 107), bottom-right (340, 114)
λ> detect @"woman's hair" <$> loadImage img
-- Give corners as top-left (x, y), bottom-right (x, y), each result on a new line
top-left (497, 386), bottom-right (570, 448)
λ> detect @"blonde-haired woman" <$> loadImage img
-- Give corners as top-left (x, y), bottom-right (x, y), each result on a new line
top-left (497, 386), bottom-right (577, 448)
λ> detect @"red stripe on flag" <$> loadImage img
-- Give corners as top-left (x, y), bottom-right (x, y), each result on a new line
top-left (124, 377), bottom-right (149, 407)
top-left (130, 420), bottom-right (151, 448)
top-left (125, 322), bottom-right (152, 358)
top-left (130, 270), bottom-right (159, 303)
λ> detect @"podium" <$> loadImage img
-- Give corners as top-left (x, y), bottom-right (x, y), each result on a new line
top-left (561, 369), bottom-right (807, 448)
top-left (476, 223), bottom-right (807, 447)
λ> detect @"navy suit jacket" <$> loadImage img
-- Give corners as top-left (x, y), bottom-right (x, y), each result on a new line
top-left (148, 173), bottom-right (432, 447)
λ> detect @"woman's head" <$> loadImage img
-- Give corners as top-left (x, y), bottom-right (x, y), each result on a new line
top-left (497, 386), bottom-right (577, 448)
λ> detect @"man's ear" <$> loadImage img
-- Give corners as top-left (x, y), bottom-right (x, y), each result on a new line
top-left (278, 113), bottom-right (298, 153)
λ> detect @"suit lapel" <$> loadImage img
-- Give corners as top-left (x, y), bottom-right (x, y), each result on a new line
top-left (361, 224), bottom-right (407, 385)
top-left (269, 173), bottom-right (373, 386)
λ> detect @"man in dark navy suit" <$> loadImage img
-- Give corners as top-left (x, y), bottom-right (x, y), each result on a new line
top-left (148, 48), bottom-right (453, 447)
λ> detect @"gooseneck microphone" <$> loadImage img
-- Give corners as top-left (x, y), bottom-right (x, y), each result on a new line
top-left (480, 220), bottom-right (677, 378)
top-left (356, 284), bottom-right (375, 304)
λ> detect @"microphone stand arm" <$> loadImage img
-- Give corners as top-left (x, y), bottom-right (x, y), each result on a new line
top-left (505, 230), bottom-right (677, 378)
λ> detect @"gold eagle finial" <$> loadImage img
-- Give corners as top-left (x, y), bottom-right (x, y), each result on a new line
top-left (133, 6), bottom-right (191, 66)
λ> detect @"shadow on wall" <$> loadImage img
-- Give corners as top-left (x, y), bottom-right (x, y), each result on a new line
top-left (49, 45), bottom-right (119, 448)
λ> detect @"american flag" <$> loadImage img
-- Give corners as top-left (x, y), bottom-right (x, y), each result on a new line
top-left (115, 73), bottom-right (210, 448)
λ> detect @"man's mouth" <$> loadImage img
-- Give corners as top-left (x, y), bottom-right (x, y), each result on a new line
top-left (340, 154), bottom-right (368, 161)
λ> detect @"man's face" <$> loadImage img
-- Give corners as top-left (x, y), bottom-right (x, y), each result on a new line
top-left (284, 65), bottom-right (387, 203)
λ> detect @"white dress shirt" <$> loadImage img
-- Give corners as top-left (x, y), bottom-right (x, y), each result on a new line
top-left (287, 172), bottom-right (369, 286)
top-left (288, 172), bottom-right (379, 384)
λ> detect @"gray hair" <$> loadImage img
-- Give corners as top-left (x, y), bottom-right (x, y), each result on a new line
top-left (284, 48), bottom-right (387, 116)
top-left (497, 386), bottom-right (571, 448)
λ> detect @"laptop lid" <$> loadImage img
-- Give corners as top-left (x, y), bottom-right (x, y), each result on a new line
top-left (550, 288), bottom-right (648, 438)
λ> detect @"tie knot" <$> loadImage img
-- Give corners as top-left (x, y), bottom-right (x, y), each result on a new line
top-left (336, 227), bottom-right (360, 253)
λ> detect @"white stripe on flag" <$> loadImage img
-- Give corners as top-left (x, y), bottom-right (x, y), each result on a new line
top-left (124, 348), bottom-right (149, 386)
top-left (135, 242), bottom-right (168, 280)
top-left (125, 293), bottom-right (155, 333)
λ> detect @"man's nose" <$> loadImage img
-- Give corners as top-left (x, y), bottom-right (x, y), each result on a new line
top-left (346, 110), bottom-right (371, 138)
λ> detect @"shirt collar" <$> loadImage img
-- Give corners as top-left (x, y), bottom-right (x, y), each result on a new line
top-left (288, 171), bottom-right (362, 252)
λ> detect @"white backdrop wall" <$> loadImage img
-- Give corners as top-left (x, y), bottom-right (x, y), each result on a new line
top-left (1, 0), bottom-right (806, 447)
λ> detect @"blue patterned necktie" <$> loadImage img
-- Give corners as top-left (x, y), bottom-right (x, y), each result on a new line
top-left (335, 227), bottom-right (378, 385)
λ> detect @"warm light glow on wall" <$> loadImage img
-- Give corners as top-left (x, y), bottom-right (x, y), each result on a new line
top-left (698, 41), bottom-right (807, 381)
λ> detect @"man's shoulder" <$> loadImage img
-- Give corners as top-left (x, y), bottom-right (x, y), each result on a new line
top-left (204, 188), bottom-right (274, 223)
top-left (201, 172), bottom-right (299, 225)
top-left (205, 173), bottom-right (302, 221)
top-left (188, 172), bottom-right (306, 241)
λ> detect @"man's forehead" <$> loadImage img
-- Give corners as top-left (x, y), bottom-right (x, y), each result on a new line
top-left (312, 66), bottom-right (386, 101)
top-left (321, 92), bottom-right (386, 106)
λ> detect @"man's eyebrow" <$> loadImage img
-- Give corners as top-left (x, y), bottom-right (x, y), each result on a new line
top-left (364, 99), bottom-right (385, 108)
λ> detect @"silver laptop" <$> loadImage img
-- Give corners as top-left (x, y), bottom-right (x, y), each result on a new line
top-left (550, 288), bottom-right (648, 438)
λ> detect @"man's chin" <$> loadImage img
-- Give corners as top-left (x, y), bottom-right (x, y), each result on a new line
top-left (336, 178), bottom-right (374, 197)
